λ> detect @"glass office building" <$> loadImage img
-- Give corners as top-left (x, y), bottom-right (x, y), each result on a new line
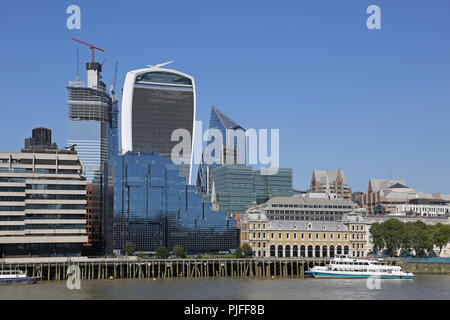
top-left (67, 62), bottom-right (118, 184)
top-left (209, 165), bottom-right (293, 216)
top-left (121, 67), bottom-right (195, 184)
top-left (112, 152), bottom-right (238, 254)
top-left (253, 168), bottom-right (294, 204)
top-left (67, 62), bottom-right (119, 254)
top-left (196, 106), bottom-right (246, 193)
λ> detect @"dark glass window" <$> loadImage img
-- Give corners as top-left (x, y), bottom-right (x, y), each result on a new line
top-left (136, 72), bottom-right (192, 85)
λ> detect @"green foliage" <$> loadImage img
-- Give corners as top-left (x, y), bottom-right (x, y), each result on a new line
top-left (383, 219), bottom-right (405, 256)
top-left (369, 219), bottom-right (450, 257)
top-left (124, 242), bottom-right (136, 256)
top-left (235, 247), bottom-right (244, 258)
top-left (172, 245), bottom-right (187, 258)
top-left (242, 244), bottom-right (253, 258)
top-left (430, 223), bottom-right (450, 255)
top-left (370, 223), bottom-right (384, 254)
top-left (155, 246), bottom-right (170, 259)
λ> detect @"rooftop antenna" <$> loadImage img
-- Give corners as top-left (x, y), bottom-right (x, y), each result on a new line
top-left (148, 60), bottom-right (174, 68)
top-left (76, 48), bottom-right (80, 81)
top-left (110, 61), bottom-right (119, 97)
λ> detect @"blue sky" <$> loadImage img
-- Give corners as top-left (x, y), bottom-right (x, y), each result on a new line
top-left (1, 1), bottom-right (449, 193)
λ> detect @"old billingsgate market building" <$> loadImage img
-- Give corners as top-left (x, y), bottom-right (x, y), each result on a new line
top-left (240, 196), bottom-right (369, 258)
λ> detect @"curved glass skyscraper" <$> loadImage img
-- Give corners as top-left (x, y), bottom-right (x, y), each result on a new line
top-left (121, 66), bottom-right (195, 184)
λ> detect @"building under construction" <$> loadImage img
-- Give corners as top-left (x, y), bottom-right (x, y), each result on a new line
top-left (67, 39), bottom-right (119, 254)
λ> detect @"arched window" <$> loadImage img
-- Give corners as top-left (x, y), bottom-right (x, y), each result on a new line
top-left (285, 245), bottom-right (291, 258)
top-left (278, 245), bottom-right (283, 258)
top-left (315, 245), bottom-right (321, 257)
top-left (337, 245), bottom-right (342, 255)
top-left (344, 245), bottom-right (349, 255)
top-left (293, 245), bottom-right (298, 257)
top-left (322, 245), bottom-right (328, 258)
top-left (300, 245), bottom-right (306, 257)
top-left (329, 245), bottom-right (335, 257)
top-left (270, 245), bottom-right (276, 257)
top-left (307, 245), bottom-right (313, 257)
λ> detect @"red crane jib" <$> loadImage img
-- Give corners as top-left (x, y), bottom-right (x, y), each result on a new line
top-left (71, 38), bottom-right (104, 63)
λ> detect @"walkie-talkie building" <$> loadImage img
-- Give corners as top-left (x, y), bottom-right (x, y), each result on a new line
top-left (121, 65), bottom-right (195, 184)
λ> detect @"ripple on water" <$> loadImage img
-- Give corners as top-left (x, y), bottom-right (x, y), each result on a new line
top-left (0, 275), bottom-right (449, 300)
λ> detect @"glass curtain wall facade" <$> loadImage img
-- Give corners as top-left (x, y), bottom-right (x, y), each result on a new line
top-left (254, 168), bottom-right (293, 204)
top-left (209, 165), bottom-right (256, 216)
top-left (121, 68), bottom-right (195, 184)
top-left (209, 165), bottom-right (293, 216)
top-left (196, 106), bottom-right (246, 193)
top-left (67, 85), bottom-right (117, 184)
top-left (112, 152), bottom-right (238, 254)
top-left (67, 62), bottom-right (119, 255)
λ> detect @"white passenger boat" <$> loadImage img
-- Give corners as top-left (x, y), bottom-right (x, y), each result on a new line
top-left (307, 255), bottom-right (414, 279)
top-left (0, 270), bottom-right (40, 284)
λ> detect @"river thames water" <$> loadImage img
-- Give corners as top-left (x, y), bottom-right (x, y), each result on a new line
top-left (1, 275), bottom-right (449, 300)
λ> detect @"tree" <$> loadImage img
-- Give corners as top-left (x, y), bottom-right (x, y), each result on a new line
top-left (370, 223), bottom-right (384, 254)
top-left (408, 221), bottom-right (434, 257)
top-left (382, 219), bottom-right (405, 257)
top-left (156, 246), bottom-right (170, 259)
top-left (235, 247), bottom-right (244, 258)
top-left (370, 219), bottom-right (450, 258)
top-left (400, 222), bottom-right (415, 256)
top-left (172, 245), bottom-right (187, 258)
top-left (242, 244), bottom-right (253, 258)
top-left (124, 242), bottom-right (136, 256)
top-left (431, 223), bottom-right (450, 255)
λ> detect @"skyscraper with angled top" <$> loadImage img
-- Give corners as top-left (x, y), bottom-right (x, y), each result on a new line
top-left (196, 106), bottom-right (246, 194)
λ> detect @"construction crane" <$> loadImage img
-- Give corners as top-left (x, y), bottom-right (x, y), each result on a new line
top-left (71, 38), bottom-right (104, 63)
